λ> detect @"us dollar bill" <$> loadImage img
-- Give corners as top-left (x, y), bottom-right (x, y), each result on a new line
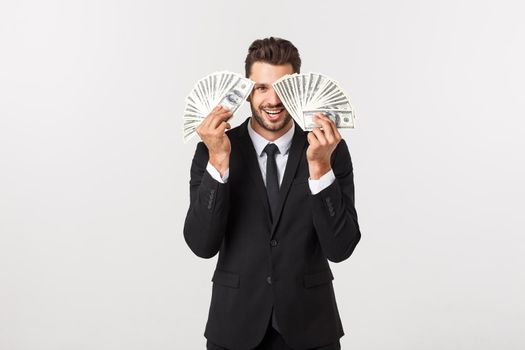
top-left (273, 72), bottom-right (357, 131)
top-left (303, 109), bottom-right (355, 130)
top-left (218, 78), bottom-right (254, 114)
top-left (182, 71), bottom-right (255, 142)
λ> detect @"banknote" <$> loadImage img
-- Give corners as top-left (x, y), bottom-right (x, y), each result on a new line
top-left (303, 109), bottom-right (355, 130)
top-left (272, 72), bottom-right (356, 130)
top-left (182, 71), bottom-right (254, 142)
top-left (218, 78), bottom-right (253, 114)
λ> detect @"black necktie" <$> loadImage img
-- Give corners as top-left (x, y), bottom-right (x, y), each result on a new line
top-left (263, 143), bottom-right (280, 222)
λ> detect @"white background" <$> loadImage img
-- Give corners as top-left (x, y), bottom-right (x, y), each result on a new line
top-left (1, 0), bottom-right (524, 349)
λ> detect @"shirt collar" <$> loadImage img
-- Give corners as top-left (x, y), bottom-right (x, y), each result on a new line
top-left (247, 117), bottom-right (295, 157)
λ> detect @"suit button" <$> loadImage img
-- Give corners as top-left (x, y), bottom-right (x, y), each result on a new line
top-left (266, 276), bottom-right (272, 285)
top-left (270, 239), bottom-right (278, 247)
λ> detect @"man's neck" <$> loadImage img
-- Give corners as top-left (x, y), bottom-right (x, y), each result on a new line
top-left (250, 118), bottom-right (293, 142)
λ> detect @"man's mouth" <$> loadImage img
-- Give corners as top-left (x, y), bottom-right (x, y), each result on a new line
top-left (262, 107), bottom-right (285, 120)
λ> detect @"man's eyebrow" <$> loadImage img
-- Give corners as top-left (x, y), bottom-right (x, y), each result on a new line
top-left (254, 83), bottom-right (270, 87)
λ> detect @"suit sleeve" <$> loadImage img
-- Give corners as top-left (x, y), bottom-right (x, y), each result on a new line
top-left (183, 142), bottom-right (230, 258)
top-left (311, 139), bottom-right (361, 263)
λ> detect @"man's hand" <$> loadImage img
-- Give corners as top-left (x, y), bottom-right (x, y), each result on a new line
top-left (306, 113), bottom-right (342, 179)
top-left (196, 106), bottom-right (232, 176)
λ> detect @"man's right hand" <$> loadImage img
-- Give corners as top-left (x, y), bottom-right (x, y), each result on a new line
top-left (195, 105), bottom-right (232, 177)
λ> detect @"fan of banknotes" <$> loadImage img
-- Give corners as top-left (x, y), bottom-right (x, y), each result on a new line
top-left (272, 72), bottom-right (356, 130)
top-left (183, 71), bottom-right (254, 142)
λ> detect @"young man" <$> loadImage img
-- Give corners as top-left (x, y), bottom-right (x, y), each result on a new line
top-left (184, 37), bottom-right (361, 350)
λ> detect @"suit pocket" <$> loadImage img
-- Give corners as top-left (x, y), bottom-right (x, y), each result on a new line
top-left (212, 269), bottom-right (240, 288)
top-left (303, 269), bottom-right (334, 288)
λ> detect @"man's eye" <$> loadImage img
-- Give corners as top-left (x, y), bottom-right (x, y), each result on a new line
top-left (256, 86), bottom-right (267, 91)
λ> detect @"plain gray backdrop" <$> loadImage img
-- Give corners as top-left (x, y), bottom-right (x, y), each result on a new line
top-left (1, 0), bottom-right (524, 349)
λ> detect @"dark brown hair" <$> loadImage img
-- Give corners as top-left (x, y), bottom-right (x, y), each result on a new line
top-left (244, 37), bottom-right (301, 77)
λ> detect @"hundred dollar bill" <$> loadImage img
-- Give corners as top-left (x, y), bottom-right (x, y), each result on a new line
top-left (303, 109), bottom-right (355, 130)
top-left (273, 72), bottom-right (357, 131)
top-left (218, 77), bottom-right (254, 114)
top-left (182, 71), bottom-right (255, 142)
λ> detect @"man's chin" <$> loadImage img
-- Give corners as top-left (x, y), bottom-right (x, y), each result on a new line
top-left (264, 117), bottom-right (286, 128)
top-left (262, 110), bottom-right (285, 123)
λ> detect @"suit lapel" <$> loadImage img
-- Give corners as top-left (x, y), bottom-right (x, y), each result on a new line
top-left (270, 123), bottom-right (306, 237)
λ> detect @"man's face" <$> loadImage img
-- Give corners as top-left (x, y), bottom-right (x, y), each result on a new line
top-left (248, 62), bottom-right (294, 134)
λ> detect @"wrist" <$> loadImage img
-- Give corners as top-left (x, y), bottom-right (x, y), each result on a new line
top-left (209, 152), bottom-right (230, 176)
top-left (308, 160), bottom-right (331, 180)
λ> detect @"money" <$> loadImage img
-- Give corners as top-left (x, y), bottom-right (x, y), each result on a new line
top-left (303, 109), bottom-right (354, 129)
top-left (272, 72), bottom-right (356, 130)
top-left (183, 71), bottom-right (254, 142)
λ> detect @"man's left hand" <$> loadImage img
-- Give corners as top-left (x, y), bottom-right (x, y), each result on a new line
top-left (306, 113), bottom-right (342, 180)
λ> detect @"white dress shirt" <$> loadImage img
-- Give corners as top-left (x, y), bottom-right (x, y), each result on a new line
top-left (205, 118), bottom-right (335, 195)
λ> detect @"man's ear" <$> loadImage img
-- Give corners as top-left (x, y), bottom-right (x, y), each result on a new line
top-left (246, 94), bottom-right (251, 102)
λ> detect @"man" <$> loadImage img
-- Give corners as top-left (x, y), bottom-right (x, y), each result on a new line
top-left (184, 37), bottom-right (361, 350)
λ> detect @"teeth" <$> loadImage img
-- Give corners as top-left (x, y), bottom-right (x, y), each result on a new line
top-left (264, 109), bottom-right (284, 115)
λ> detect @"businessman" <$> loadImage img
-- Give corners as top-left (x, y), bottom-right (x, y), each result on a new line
top-left (184, 37), bottom-right (361, 350)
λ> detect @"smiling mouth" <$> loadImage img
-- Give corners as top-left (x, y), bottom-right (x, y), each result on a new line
top-left (262, 108), bottom-right (285, 118)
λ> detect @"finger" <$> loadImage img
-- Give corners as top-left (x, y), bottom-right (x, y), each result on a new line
top-left (319, 114), bottom-right (342, 144)
top-left (315, 115), bottom-right (336, 143)
top-left (217, 121), bottom-right (231, 134)
top-left (333, 126), bottom-right (342, 142)
top-left (307, 132), bottom-right (319, 147)
top-left (323, 114), bottom-right (341, 141)
top-left (200, 111), bottom-right (216, 130)
top-left (202, 105), bottom-right (224, 125)
top-left (210, 111), bottom-right (233, 129)
top-left (311, 127), bottom-right (327, 146)
top-left (312, 114), bottom-right (327, 129)
top-left (203, 109), bottom-right (229, 130)
top-left (206, 105), bottom-right (223, 122)
top-left (328, 114), bottom-right (341, 134)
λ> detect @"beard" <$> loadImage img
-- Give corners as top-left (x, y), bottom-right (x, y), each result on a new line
top-left (250, 103), bottom-right (293, 133)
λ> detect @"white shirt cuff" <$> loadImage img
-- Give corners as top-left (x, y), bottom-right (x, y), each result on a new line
top-left (206, 162), bottom-right (229, 183)
top-left (308, 169), bottom-right (335, 195)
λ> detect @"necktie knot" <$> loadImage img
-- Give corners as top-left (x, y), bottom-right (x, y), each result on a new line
top-left (263, 143), bottom-right (279, 157)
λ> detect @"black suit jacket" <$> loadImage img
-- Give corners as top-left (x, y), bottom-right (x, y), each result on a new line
top-left (184, 118), bottom-right (361, 350)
